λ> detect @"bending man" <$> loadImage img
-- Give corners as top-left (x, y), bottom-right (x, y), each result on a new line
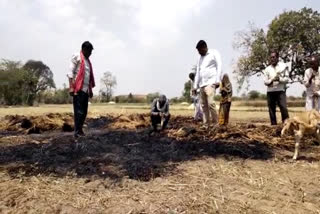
top-left (150, 94), bottom-right (170, 132)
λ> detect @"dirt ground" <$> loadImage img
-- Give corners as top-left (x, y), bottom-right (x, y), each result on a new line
top-left (0, 112), bottom-right (320, 214)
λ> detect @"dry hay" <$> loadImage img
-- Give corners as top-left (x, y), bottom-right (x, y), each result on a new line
top-left (166, 116), bottom-right (315, 149)
top-left (108, 113), bottom-right (150, 130)
top-left (0, 113), bottom-right (316, 151)
top-left (0, 113), bottom-right (74, 134)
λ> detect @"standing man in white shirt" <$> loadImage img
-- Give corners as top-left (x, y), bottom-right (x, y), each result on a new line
top-left (264, 50), bottom-right (289, 125)
top-left (303, 56), bottom-right (320, 111)
top-left (193, 40), bottom-right (222, 128)
top-left (67, 41), bottom-right (95, 138)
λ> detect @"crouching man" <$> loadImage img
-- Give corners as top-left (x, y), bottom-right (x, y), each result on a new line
top-left (150, 94), bottom-right (170, 132)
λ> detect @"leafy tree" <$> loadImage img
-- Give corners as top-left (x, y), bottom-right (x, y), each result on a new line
top-left (248, 90), bottom-right (260, 100)
top-left (0, 60), bottom-right (25, 105)
top-left (23, 60), bottom-right (55, 105)
top-left (182, 80), bottom-right (192, 103)
top-left (234, 8), bottom-right (320, 90)
top-left (41, 84), bottom-right (72, 104)
top-left (0, 59), bottom-right (55, 105)
top-left (0, 59), bottom-right (21, 71)
top-left (100, 71), bottom-right (117, 102)
top-left (128, 93), bottom-right (134, 103)
top-left (259, 94), bottom-right (267, 100)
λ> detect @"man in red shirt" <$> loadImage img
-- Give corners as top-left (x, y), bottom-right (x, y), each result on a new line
top-left (67, 41), bottom-right (95, 138)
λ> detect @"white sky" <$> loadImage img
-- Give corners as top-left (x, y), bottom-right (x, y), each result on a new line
top-left (0, 0), bottom-right (319, 98)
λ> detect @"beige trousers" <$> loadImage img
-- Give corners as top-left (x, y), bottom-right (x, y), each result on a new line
top-left (200, 85), bottom-right (218, 125)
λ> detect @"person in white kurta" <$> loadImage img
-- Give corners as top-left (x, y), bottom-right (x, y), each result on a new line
top-left (304, 56), bottom-right (320, 111)
top-left (193, 40), bottom-right (222, 128)
top-left (263, 51), bottom-right (289, 125)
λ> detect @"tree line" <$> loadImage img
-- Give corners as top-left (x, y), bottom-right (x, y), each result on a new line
top-left (0, 60), bottom-right (305, 106)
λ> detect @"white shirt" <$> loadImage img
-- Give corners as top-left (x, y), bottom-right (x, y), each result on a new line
top-left (263, 62), bottom-right (289, 92)
top-left (67, 53), bottom-right (91, 93)
top-left (304, 67), bottom-right (320, 97)
top-left (193, 49), bottom-right (222, 89)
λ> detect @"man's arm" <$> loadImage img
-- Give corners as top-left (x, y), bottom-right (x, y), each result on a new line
top-left (303, 69), bottom-right (313, 88)
top-left (193, 61), bottom-right (200, 90)
top-left (151, 99), bottom-right (159, 115)
top-left (68, 79), bottom-right (75, 95)
top-left (279, 63), bottom-right (289, 84)
top-left (264, 68), bottom-right (273, 86)
top-left (190, 80), bottom-right (194, 97)
top-left (164, 101), bottom-right (169, 116)
top-left (224, 82), bottom-right (232, 93)
top-left (67, 54), bottom-right (79, 95)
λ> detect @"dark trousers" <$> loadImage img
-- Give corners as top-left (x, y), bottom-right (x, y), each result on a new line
top-left (151, 113), bottom-right (170, 131)
top-left (73, 91), bottom-right (89, 135)
top-left (267, 91), bottom-right (289, 125)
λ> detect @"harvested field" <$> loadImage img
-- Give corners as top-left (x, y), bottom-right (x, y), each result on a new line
top-left (0, 111), bottom-right (320, 213)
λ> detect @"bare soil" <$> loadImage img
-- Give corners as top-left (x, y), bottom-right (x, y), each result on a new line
top-left (0, 113), bottom-right (320, 213)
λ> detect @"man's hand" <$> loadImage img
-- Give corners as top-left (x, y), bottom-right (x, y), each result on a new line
top-left (273, 76), bottom-right (280, 82)
top-left (69, 88), bottom-right (74, 96)
top-left (313, 91), bottom-right (320, 97)
top-left (152, 112), bottom-right (160, 116)
top-left (68, 78), bottom-right (75, 96)
top-left (192, 89), bottom-right (197, 96)
top-left (309, 74), bottom-right (315, 84)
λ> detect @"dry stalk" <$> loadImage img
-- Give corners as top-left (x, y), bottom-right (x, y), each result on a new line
top-left (214, 200), bottom-right (219, 211)
top-left (220, 185), bottom-right (225, 204)
top-left (126, 209), bottom-right (133, 214)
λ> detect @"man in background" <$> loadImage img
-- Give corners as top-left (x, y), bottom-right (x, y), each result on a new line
top-left (303, 55), bottom-right (320, 111)
top-left (263, 50), bottom-right (289, 125)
